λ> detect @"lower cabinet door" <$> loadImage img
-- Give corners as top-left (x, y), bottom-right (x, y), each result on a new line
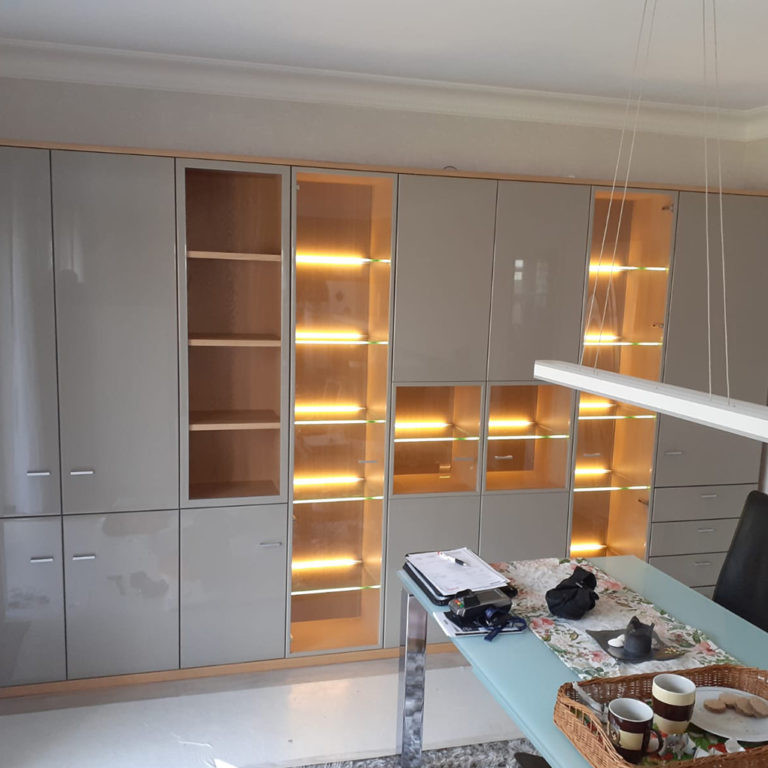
top-left (64, 510), bottom-right (179, 679)
top-left (383, 495), bottom-right (480, 648)
top-left (181, 505), bottom-right (287, 667)
top-left (0, 517), bottom-right (65, 685)
top-left (479, 492), bottom-right (569, 564)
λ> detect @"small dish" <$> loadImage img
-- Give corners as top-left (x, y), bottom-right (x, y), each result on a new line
top-left (692, 686), bottom-right (768, 741)
top-left (587, 628), bottom-right (685, 662)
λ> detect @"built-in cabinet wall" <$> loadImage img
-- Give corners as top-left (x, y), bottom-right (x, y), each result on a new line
top-left (1, 145), bottom-right (766, 685)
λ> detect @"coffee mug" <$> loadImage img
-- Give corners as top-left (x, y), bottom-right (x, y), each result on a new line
top-left (607, 698), bottom-right (661, 764)
top-left (652, 673), bottom-right (696, 734)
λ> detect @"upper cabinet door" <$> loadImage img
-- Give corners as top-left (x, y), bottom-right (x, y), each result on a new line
top-left (657, 192), bottom-right (768, 486)
top-left (488, 182), bottom-right (590, 381)
top-left (52, 152), bottom-right (179, 514)
top-left (0, 148), bottom-right (60, 518)
top-left (393, 176), bottom-right (497, 382)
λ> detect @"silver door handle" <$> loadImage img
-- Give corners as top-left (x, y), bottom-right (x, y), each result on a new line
top-left (30, 556), bottom-right (54, 564)
top-left (454, 457), bottom-right (474, 462)
top-left (258, 541), bottom-right (283, 549)
top-left (72, 554), bottom-right (96, 561)
top-left (700, 493), bottom-right (718, 499)
top-left (26, 470), bottom-right (51, 477)
top-left (693, 561), bottom-right (712, 567)
top-left (70, 469), bottom-right (95, 476)
top-left (697, 528), bottom-right (716, 533)
top-left (583, 452), bottom-right (602, 457)
top-left (494, 455), bottom-right (515, 460)
top-left (664, 450), bottom-right (684, 456)
top-left (358, 459), bottom-right (378, 464)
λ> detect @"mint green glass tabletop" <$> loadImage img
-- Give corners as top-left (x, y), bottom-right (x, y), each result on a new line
top-left (397, 556), bottom-right (768, 768)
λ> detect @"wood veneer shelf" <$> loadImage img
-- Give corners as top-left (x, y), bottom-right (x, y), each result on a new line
top-left (189, 479), bottom-right (279, 500)
top-left (188, 250), bottom-right (282, 262)
top-left (189, 409), bottom-right (280, 431)
top-left (188, 333), bottom-right (281, 347)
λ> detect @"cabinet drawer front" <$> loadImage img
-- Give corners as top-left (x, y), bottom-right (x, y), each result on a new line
top-left (649, 553), bottom-right (726, 587)
top-left (649, 519), bottom-right (738, 557)
top-left (652, 485), bottom-right (755, 522)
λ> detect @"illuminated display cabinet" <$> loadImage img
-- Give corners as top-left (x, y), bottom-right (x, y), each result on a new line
top-left (179, 161), bottom-right (290, 505)
top-left (290, 170), bottom-right (395, 653)
top-left (571, 189), bottom-right (676, 558)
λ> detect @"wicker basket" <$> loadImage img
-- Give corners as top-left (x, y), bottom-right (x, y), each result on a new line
top-left (554, 665), bottom-right (768, 768)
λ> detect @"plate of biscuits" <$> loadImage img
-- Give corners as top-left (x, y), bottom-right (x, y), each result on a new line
top-left (692, 686), bottom-right (768, 741)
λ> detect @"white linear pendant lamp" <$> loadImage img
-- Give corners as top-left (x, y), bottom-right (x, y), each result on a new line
top-left (534, 361), bottom-right (768, 444)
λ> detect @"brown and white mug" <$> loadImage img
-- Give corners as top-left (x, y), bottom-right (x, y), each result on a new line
top-left (652, 673), bottom-right (696, 734)
top-left (607, 698), bottom-right (662, 764)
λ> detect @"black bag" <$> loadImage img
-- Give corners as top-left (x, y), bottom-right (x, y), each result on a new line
top-left (545, 565), bottom-right (599, 620)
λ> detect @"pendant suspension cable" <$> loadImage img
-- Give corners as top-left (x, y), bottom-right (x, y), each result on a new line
top-left (593, 0), bottom-right (658, 371)
top-left (580, 0), bottom-right (650, 366)
top-left (702, 0), bottom-right (713, 398)
top-left (712, 0), bottom-right (732, 402)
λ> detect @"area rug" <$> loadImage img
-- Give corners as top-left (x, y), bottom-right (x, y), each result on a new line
top-left (299, 738), bottom-right (540, 767)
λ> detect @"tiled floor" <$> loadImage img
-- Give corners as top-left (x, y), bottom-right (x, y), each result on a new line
top-left (0, 652), bottom-right (521, 768)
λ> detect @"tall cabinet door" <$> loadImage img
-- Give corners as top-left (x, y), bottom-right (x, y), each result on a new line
top-left (488, 181), bottom-right (590, 380)
top-left (0, 517), bottom-right (66, 685)
top-left (64, 510), bottom-right (179, 679)
top-left (656, 193), bottom-right (768, 487)
top-left (52, 152), bottom-right (178, 514)
top-left (0, 148), bottom-right (60, 518)
top-left (393, 176), bottom-right (497, 382)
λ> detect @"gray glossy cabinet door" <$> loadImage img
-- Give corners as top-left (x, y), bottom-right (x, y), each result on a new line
top-left (489, 182), bottom-right (590, 381)
top-left (0, 517), bottom-right (65, 685)
top-left (181, 505), bottom-right (287, 667)
top-left (0, 148), bottom-right (60, 518)
top-left (393, 176), bottom-right (497, 382)
top-left (383, 495), bottom-right (480, 647)
top-left (64, 510), bottom-right (179, 679)
top-left (479, 492), bottom-right (568, 564)
top-left (657, 192), bottom-right (768, 486)
top-left (53, 152), bottom-right (178, 515)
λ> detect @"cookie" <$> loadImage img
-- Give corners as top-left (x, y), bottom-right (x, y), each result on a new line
top-left (704, 698), bottom-right (727, 713)
top-left (719, 692), bottom-right (741, 708)
top-left (734, 697), bottom-right (756, 717)
top-left (749, 698), bottom-right (768, 718)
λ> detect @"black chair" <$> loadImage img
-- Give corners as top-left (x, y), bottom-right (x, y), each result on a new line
top-left (713, 489), bottom-right (768, 632)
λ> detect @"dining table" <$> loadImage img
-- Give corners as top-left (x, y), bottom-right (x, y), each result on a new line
top-left (396, 555), bottom-right (768, 768)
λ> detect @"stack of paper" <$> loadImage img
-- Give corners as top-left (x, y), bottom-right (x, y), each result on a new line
top-left (405, 547), bottom-right (506, 597)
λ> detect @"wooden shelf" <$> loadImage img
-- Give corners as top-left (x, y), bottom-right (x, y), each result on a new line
top-left (393, 473), bottom-right (476, 495)
top-left (188, 250), bottom-right (281, 262)
top-left (189, 479), bottom-right (279, 500)
top-left (188, 333), bottom-right (281, 347)
top-left (189, 409), bottom-right (280, 431)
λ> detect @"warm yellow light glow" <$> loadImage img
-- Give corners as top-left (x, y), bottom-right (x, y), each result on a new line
top-left (579, 400), bottom-right (615, 411)
top-left (295, 418), bottom-right (386, 425)
top-left (296, 330), bottom-right (364, 340)
top-left (589, 265), bottom-right (668, 274)
top-left (296, 253), bottom-right (391, 266)
top-left (574, 467), bottom-right (611, 477)
top-left (578, 414), bottom-right (656, 421)
top-left (294, 404), bottom-right (362, 414)
top-left (395, 421), bottom-right (450, 431)
top-left (291, 558), bottom-right (361, 572)
top-left (570, 542), bottom-right (608, 553)
top-left (487, 434), bottom-right (569, 441)
top-left (583, 341), bottom-right (662, 347)
top-left (488, 419), bottom-right (533, 429)
top-left (573, 485), bottom-right (651, 493)
top-left (293, 495), bottom-right (384, 505)
top-left (583, 333), bottom-right (619, 342)
top-left (293, 475), bottom-right (362, 487)
top-left (394, 436), bottom-right (479, 443)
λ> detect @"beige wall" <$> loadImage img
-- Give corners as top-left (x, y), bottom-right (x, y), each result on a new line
top-left (0, 77), bottom-right (760, 188)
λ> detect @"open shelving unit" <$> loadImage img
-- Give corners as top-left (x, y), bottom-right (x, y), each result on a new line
top-left (181, 165), bottom-right (287, 502)
top-left (571, 189), bottom-right (675, 558)
top-left (289, 170), bottom-right (394, 654)
top-left (392, 385), bottom-right (482, 495)
top-left (484, 384), bottom-right (571, 491)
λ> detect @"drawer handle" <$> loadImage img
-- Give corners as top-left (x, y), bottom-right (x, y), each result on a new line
top-left (697, 528), bottom-right (716, 534)
top-left (693, 561), bottom-right (713, 567)
top-left (72, 554), bottom-right (96, 561)
top-left (494, 455), bottom-right (515, 460)
top-left (26, 470), bottom-right (51, 477)
top-left (664, 450), bottom-right (684, 456)
top-left (258, 541), bottom-right (283, 549)
top-left (358, 459), bottom-right (378, 464)
top-left (29, 556), bottom-right (54, 564)
top-left (700, 494), bottom-right (718, 499)
top-left (583, 452), bottom-right (602, 458)
top-left (454, 457), bottom-right (474, 462)
top-left (70, 469), bottom-right (95, 476)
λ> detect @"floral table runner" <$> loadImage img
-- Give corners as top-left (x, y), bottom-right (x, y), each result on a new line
top-left (492, 558), bottom-right (739, 680)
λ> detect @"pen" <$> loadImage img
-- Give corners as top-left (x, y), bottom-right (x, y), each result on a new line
top-left (438, 551), bottom-right (467, 566)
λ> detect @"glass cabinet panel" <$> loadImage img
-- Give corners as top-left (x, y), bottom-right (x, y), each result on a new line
top-left (571, 190), bottom-right (675, 558)
top-left (485, 385), bottom-right (571, 491)
top-left (290, 171), bottom-right (393, 654)
top-left (182, 166), bottom-right (286, 501)
top-left (392, 385), bottom-right (482, 495)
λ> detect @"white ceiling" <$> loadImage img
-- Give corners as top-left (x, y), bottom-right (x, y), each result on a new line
top-left (1, 0), bottom-right (767, 111)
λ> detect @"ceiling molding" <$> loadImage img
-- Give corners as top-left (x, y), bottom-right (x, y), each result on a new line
top-left (0, 37), bottom-right (759, 142)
